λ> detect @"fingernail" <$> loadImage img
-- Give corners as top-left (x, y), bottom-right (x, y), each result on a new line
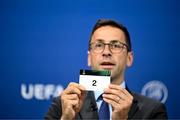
top-left (104, 88), bottom-right (107, 91)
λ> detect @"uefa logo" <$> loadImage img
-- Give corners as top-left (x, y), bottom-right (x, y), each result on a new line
top-left (141, 80), bottom-right (168, 103)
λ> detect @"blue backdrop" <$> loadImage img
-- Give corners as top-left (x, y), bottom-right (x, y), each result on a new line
top-left (0, 0), bottom-right (179, 119)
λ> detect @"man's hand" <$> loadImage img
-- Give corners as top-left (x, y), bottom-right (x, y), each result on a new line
top-left (60, 82), bottom-right (86, 120)
top-left (103, 84), bottom-right (133, 120)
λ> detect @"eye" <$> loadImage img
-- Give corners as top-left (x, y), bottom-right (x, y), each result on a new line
top-left (111, 42), bottom-right (123, 49)
top-left (94, 42), bottom-right (104, 48)
top-left (113, 44), bottom-right (121, 48)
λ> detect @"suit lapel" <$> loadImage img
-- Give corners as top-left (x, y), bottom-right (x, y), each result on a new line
top-left (126, 87), bottom-right (139, 119)
top-left (128, 96), bottom-right (138, 119)
top-left (77, 91), bottom-right (99, 120)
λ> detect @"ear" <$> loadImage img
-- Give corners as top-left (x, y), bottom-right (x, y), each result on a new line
top-left (87, 51), bottom-right (91, 67)
top-left (126, 51), bottom-right (133, 67)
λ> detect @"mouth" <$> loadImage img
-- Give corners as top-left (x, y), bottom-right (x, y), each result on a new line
top-left (100, 62), bottom-right (115, 69)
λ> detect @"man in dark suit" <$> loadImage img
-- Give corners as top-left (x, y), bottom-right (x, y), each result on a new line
top-left (45, 19), bottom-right (168, 120)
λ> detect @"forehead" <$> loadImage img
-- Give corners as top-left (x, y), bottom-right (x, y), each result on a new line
top-left (91, 26), bottom-right (126, 43)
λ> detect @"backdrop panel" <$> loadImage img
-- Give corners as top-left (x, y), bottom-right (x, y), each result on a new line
top-left (0, 0), bottom-right (179, 119)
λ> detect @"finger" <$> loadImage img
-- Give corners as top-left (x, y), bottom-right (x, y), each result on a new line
top-left (63, 94), bottom-right (79, 100)
top-left (79, 90), bottom-right (87, 100)
top-left (109, 84), bottom-right (122, 90)
top-left (64, 82), bottom-right (86, 97)
top-left (102, 94), bottom-right (121, 103)
top-left (109, 84), bottom-right (132, 98)
top-left (121, 89), bottom-right (133, 99)
top-left (64, 86), bottom-right (82, 97)
top-left (108, 84), bottom-right (127, 95)
top-left (103, 94), bottom-right (127, 105)
top-left (66, 99), bottom-right (78, 105)
top-left (103, 97), bottom-right (130, 112)
top-left (69, 82), bottom-right (86, 91)
top-left (105, 85), bottom-right (133, 101)
top-left (103, 97), bottom-right (118, 109)
top-left (104, 88), bottom-right (126, 101)
top-left (63, 99), bottom-right (79, 112)
top-left (104, 95), bottom-right (130, 105)
top-left (69, 99), bottom-right (82, 113)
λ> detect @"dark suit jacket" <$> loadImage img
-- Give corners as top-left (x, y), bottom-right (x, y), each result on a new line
top-left (44, 91), bottom-right (168, 119)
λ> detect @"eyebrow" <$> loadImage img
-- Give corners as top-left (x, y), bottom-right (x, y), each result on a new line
top-left (110, 40), bottom-right (120, 43)
top-left (95, 39), bottom-right (121, 43)
top-left (95, 39), bottom-right (104, 42)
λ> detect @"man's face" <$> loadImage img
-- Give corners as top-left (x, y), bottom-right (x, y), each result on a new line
top-left (88, 26), bottom-right (133, 82)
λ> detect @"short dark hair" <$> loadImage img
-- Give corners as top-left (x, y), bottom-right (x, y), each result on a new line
top-left (89, 19), bottom-right (132, 52)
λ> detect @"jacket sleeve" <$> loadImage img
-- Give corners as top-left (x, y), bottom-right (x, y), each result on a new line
top-left (44, 97), bottom-right (62, 120)
top-left (150, 102), bottom-right (168, 119)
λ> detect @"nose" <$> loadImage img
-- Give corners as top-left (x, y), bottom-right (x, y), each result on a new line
top-left (102, 44), bottom-right (112, 57)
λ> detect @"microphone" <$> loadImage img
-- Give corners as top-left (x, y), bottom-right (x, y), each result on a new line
top-left (90, 102), bottom-right (98, 111)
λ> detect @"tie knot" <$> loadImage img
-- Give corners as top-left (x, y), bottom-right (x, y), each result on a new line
top-left (97, 94), bottom-right (103, 101)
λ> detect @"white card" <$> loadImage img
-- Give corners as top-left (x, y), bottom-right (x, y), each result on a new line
top-left (79, 75), bottom-right (110, 91)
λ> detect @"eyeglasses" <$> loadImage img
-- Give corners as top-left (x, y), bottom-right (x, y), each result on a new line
top-left (89, 40), bottom-right (129, 54)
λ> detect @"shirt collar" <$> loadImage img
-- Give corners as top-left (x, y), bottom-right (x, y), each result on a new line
top-left (94, 81), bottom-right (126, 101)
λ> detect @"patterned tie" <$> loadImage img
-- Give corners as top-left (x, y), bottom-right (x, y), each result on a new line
top-left (98, 96), bottom-right (110, 120)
